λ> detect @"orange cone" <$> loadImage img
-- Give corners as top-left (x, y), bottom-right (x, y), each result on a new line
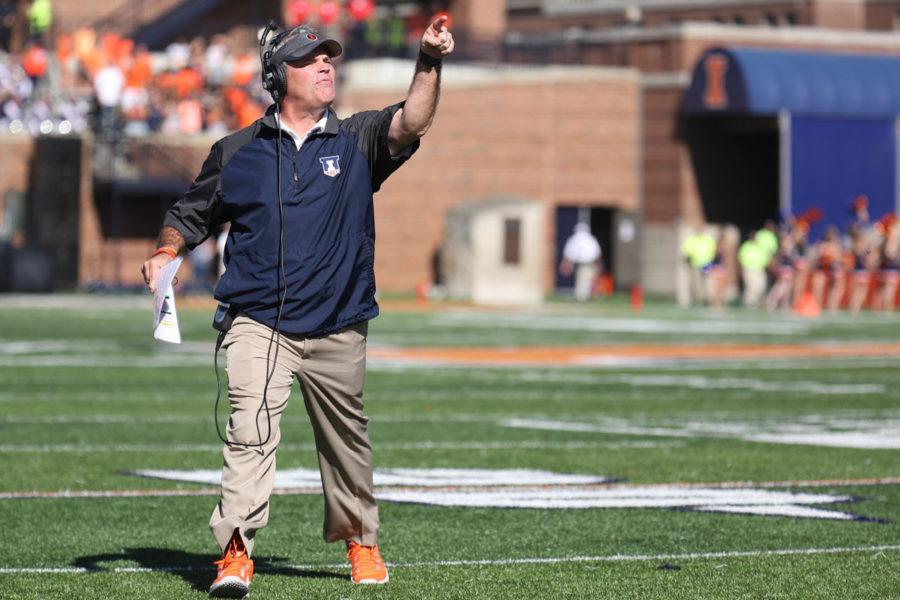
top-left (631, 284), bottom-right (644, 312)
top-left (794, 291), bottom-right (821, 318)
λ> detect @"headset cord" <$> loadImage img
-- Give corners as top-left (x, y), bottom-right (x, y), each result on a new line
top-left (213, 104), bottom-right (285, 450)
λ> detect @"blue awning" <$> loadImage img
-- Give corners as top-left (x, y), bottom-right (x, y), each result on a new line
top-left (683, 47), bottom-right (900, 119)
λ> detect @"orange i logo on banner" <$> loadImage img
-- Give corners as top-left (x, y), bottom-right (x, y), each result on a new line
top-left (703, 54), bottom-right (729, 109)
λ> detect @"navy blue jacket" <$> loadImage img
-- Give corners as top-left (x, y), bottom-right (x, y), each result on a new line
top-left (163, 103), bottom-right (418, 336)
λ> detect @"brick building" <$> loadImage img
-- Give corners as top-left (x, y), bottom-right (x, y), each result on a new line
top-left (3, 0), bottom-right (900, 298)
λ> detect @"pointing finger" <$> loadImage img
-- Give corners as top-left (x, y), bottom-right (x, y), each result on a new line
top-left (431, 15), bottom-right (449, 34)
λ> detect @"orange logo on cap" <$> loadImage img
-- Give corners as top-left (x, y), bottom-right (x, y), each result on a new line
top-left (703, 55), bottom-right (728, 109)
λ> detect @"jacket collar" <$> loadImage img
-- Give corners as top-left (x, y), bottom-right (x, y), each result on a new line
top-left (260, 104), bottom-right (339, 136)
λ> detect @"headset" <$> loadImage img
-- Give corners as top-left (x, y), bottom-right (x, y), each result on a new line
top-left (212, 20), bottom-right (287, 450)
top-left (260, 22), bottom-right (289, 104)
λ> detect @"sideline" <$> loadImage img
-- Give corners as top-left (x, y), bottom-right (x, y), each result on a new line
top-left (2, 544), bottom-right (898, 574)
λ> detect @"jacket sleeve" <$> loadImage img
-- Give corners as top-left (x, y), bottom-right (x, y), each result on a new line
top-left (341, 101), bottom-right (420, 192)
top-left (162, 142), bottom-right (225, 250)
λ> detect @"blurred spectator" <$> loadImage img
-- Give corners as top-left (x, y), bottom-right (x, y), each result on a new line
top-left (20, 40), bottom-right (47, 97)
top-left (880, 216), bottom-right (900, 312)
top-left (848, 225), bottom-right (877, 315)
top-left (165, 38), bottom-right (190, 72)
top-left (681, 225), bottom-right (717, 306)
top-left (121, 84), bottom-right (149, 136)
top-left (0, 0), bottom-right (15, 51)
top-left (559, 222), bottom-right (602, 302)
top-left (93, 57), bottom-right (124, 134)
top-left (0, 3), bottom-right (441, 138)
top-left (27, 0), bottom-right (51, 45)
top-left (204, 35), bottom-right (232, 86)
top-left (176, 92), bottom-right (203, 135)
top-left (738, 232), bottom-right (770, 307)
top-left (810, 225), bottom-right (846, 313)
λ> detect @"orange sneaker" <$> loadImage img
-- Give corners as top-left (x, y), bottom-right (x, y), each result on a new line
top-left (346, 541), bottom-right (389, 584)
top-left (209, 532), bottom-right (254, 598)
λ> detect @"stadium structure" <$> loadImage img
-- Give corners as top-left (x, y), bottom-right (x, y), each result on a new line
top-left (2, 0), bottom-right (900, 301)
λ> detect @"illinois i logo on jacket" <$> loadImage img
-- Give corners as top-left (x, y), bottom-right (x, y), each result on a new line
top-left (319, 155), bottom-right (341, 177)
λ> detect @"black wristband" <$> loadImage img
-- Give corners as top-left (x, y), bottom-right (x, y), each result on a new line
top-left (418, 50), bottom-right (442, 69)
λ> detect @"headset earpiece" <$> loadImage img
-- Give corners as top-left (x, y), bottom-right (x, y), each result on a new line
top-left (261, 49), bottom-right (283, 103)
top-left (271, 62), bottom-right (287, 103)
top-left (259, 22), bottom-right (287, 103)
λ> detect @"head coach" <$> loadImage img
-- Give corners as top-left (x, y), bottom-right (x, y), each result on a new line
top-left (141, 15), bottom-right (454, 597)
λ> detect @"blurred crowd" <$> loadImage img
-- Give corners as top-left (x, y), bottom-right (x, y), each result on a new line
top-left (683, 196), bottom-right (900, 315)
top-left (0, 0), bottom-right (443, 138)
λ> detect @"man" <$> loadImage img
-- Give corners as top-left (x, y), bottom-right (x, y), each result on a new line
top-left (141, 16), bottom-right (454, 597)
top-left (559, 222), bottom-right (601, 302)
top-left (738, 231), bottom-right (770, 308)
top-left (680, 224), bottom-right (717, 306)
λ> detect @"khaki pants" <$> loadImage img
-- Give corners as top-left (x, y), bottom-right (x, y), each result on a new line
top-left (209, 315), bottom-right (377, 556)
top-left (742, 268), bottom-right (767, 308)
top-left (573, 263), bottom-right (598, 301)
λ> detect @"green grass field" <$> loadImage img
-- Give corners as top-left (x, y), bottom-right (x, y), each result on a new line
top-left (1, 294), bottom-right (899, 599)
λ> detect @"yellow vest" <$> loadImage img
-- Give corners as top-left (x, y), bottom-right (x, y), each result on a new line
top-left (739, 240), bottom-right (769, 271)
top-left (681, 233), bottom-right (716, 268)
top-left (28, 0), bottom-right (52, 33)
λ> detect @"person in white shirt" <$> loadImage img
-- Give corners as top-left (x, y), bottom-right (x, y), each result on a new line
top-left (560, 222), bottom-right (602, 301)
top-left (93, 61), bottom-right (125, 133)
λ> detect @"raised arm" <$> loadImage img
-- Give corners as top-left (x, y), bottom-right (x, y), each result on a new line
top-left (387, 15), bottom-right (454, 156)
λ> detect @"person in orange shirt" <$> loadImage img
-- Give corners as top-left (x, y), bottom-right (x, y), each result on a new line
top-left (176, 93), bottom-right (203, 135)
top-left (21, 41), bottom-right (48, 97)
top-left (230, 53), bottom-right (256, 87)
top-left (173, 65), bottom-right (204, 99)
top-left (236, 98), bottom-right (261, 128)
top-left (127, 44), bottom-right (153, 88)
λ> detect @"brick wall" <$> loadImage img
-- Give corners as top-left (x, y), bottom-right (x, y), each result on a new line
top-left (0, 136), bottom-right (34, 198)
top-left (340, 66), bottom-right (641, 292)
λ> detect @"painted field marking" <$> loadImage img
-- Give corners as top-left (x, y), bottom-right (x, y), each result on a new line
top-left (0, 440), bottom-right (680, 453)
top-left (502, 417), bottom-right (900, 449)
top-left (431, 312), bottom-right (813, 335)
top-left (125, 469), bottom-right (894, 521)
top-left (4, 476), bottom-right (899, 501)
top-left (5, 342), bottom-right (900, 370)
top-left (368, 355), bottom-right (900, 372)
top-left (611, 375), bottom-right (885, 395)
top-left (132, 468), bottom-right (616, 489)
top-left (1, 544), bottom-right (898, 575)
top-left (4, 353), bottom-right (900, 372)
top-left (366, 343), bottom-right (900, 369)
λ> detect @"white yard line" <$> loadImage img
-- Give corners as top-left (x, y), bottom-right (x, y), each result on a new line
top-left (1, 544), bottom-right (898, 575)
top-left (431, 313), bottom-right (814, 335)
top-left (0, 440), bottom-right (680, 453)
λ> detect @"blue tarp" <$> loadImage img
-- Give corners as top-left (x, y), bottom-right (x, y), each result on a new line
top-left (683, 47), bottom-right (900, 119)
top-left (683, 47), bottom-right (898, 236)
top-left (791, 116), bottom-right (895, 240)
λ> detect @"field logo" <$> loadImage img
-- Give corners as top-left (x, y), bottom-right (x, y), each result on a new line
top-left (132, 467), bottom-right (884, 523)
top-left (703, 54), bottom-right (729, 109)
top-left (320, 155), bottom-right (341, 177)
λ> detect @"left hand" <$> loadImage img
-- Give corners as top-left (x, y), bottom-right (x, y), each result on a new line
top-left (420, 15), bottom-right (454, 59)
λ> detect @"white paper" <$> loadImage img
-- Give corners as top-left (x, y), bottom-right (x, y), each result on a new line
top-left (153, 257), bottom-right (183, 344)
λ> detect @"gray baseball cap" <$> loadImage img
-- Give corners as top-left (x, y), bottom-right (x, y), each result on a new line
top-left (268, 25), bottom-right (342, 65)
